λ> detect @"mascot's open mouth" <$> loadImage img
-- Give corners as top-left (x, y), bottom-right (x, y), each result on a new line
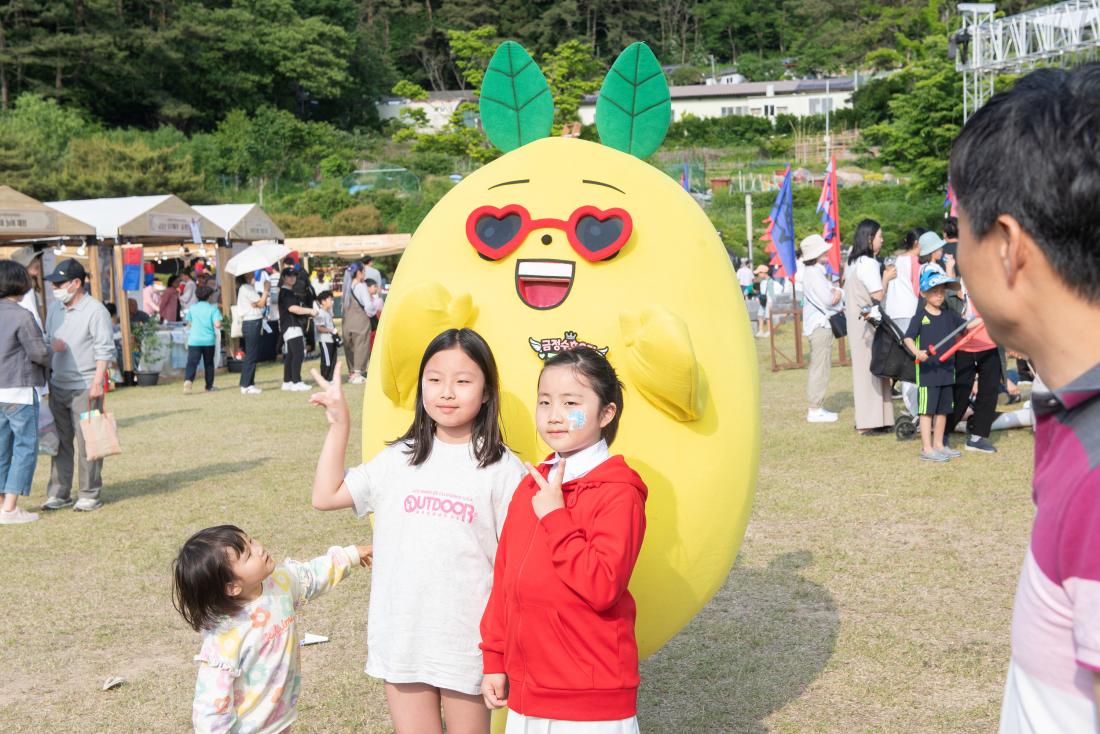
top-left (515, 259), bottom-right (575, 310)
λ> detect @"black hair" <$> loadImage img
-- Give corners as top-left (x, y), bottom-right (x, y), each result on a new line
top-left (903, 227), bottom-right (927, 252)
top-left (389, 328), bottom-right (506, 468)
top-left (105, 302), bottom-right (118, 317)
top-left (848, 219), bottom-right (882, 264)
top-left (166, 275), bottom-right (180, 288)
top-left (194, 285), bottom-right (214, 302)
top-left (0, 260), bottom-right (32, 298)
top-left (942, 217), bottom-right (958, 239)
top-left (278, 267), bottom-right (297, 286)
top-left (364, 278), bottom-right (378, 288)
top-left (363, 256), bottom-right (374, 265)
top-left (172, 525), bottom-right (249, 632)
top-left (234, 274), bottom-right (249, 287)
top-left (540, 347), bottom-right (625, 446)
top-left (950, 64), bottom-right (1100, 302)
top-left (316, 290), bottom-right (333, 303)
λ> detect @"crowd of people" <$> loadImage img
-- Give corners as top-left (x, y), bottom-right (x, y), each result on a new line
top-left (233, 255), bottom-right (385, 394)
top-left (0, 249), bottom-right (388, 522)
top-left (741, 215), bottom-right (1027, 460)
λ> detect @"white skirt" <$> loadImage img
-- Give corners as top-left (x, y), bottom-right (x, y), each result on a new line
top-left (504, 711), bottom-right (640, 734)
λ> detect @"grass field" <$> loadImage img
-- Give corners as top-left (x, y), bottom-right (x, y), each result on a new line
top-left (0, 342), bottom-right (1034, 733)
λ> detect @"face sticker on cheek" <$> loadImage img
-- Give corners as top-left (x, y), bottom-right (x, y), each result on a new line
top-left (567, 409), bottom-right (587, 431)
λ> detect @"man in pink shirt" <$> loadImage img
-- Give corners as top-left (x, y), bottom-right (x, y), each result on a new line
top-left (950, 64), bottom-right (1100, 733)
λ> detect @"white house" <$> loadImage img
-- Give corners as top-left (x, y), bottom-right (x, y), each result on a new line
top-left (377, 76), bottom-right (855, 133)
top-left (578, 77), bottom-right (856, 124)
top-left (376, 90), bottom-right (476, 132)
top-left (705, 67), bottom-right (747, 85)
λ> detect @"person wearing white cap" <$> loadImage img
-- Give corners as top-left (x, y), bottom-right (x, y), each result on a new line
top-left (800, 234), bottom-right (844, 422)
top-left (917, 230), bottom-right (956, 280)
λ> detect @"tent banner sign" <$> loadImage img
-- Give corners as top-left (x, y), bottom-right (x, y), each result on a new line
top-left (245, 220), bottom-right (276, 238)
top-left (0, 209), bottom-right (56, 233)
top-left (147, 213), bottom-right (192, 237)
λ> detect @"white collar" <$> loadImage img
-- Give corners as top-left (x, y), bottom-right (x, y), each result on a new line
top-left (541, 439), bottom-right (610, 483)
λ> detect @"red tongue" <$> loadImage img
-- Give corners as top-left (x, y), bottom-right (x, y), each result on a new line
top-left (519, 278), bottom-right (570, 309)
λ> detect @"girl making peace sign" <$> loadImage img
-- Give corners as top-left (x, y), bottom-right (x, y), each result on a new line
top-left (480, 347), bottom-right (649, 733)
top-left (310, 329), bottom-right (524, 734)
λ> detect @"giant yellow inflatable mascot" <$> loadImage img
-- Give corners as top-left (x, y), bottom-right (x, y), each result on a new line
top-left (362, 40), bottom-right (758, 724)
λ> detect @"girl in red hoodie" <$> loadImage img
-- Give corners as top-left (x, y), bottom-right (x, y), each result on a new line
top-left (480, 347), bottom-right (648, 733)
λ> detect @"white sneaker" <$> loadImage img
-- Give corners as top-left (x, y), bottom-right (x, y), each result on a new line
top-left (281, 382), bottom-right (295, 391)
top-left (347, 373), bottom-right (365, 384)
top-left (807, 408), bottom-right (839, 423)
top-left (241, 386), bottom-right (262, 395)
top-left (0, 507), bottom-right (39, 524)
top-left (293, 382), bottom-right (311, 391)
top-left (73, 498), bottom-right (103, 512)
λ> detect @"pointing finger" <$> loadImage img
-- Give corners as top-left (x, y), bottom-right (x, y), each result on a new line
top-left (310, 368), bottom-right (328, 390)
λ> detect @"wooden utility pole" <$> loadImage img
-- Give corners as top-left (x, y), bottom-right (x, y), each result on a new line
top-left (113, 245), bottom-right (134, 375)
top-left (86, 242), bottom-right (103, 301)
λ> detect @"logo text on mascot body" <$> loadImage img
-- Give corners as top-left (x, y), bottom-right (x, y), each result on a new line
top-left (528, 331), bottom-right (609, 361)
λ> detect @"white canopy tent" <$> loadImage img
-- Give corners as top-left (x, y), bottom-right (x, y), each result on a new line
top-left (48, 194), bottom-right (222, 242)
top-left (0, 185), bottom-right (96, 243)
top-left (193, 204), bottom-right (285, 243)
top-left (276, 233), bottom-right (410, 258)
top-left (47, 195), bottom-right (224, 376)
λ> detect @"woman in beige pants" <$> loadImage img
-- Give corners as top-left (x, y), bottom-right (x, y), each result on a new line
top-left (800, 235), bottom-right (845, 423)
top-left (342, 264), bottom-right (371, 384)
top-left (844, 219), bottom-right (896, 434)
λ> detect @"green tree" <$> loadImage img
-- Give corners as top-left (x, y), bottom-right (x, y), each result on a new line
top-left (447, 25), bottom-right (498, 89)
top-left (55, 136), bottom-right (204, 199)
top-left (868, 36), bottom-right (962, 190)
top-left (541, 39), bottom-right (602, 128)
top-left (392, 80), bottom-right (429, 101)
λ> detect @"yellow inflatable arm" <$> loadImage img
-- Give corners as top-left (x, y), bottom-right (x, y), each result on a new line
top-left (378, 282), bottom-right (477, 409)
top-left (619, 306), bottom-right (703, 422)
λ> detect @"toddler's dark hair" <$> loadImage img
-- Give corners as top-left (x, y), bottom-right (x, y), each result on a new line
top-left (172, 525), bottom-right (249, 631)
top-left (316, 290), bottom-right (333, 303)
top-left (540, 347), bottom-right (625, 446)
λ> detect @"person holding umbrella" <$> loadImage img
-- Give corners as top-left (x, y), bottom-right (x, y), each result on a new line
top-left (226, 243), bottom-right (288, 395)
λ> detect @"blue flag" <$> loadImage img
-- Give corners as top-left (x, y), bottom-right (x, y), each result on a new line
top-left (761, 166), bottom-right (797, 278)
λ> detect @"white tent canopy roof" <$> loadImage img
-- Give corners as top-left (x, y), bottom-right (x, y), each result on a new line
top-left (0, 185), bottom-right (96, 242)
top-left (48, 194), bottom-right (222, 242)
top-left (268, 233), bottom-right (410, 258)
top-left (193, 203), bottom-right (285, 242)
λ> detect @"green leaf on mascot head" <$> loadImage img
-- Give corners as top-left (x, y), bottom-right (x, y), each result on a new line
top-left (479, 42), bottom-right (554, 153)
top-left (595, 42), bottom-right (671, 159)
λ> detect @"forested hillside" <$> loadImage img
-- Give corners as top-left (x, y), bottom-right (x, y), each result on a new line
top-left (0, 1), bottom-right (1048, 255)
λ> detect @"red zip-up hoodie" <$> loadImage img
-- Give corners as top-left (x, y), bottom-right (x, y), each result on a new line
top-left (479, 454), bottom-right (648, 721)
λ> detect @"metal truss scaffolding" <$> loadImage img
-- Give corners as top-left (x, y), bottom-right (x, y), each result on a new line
top-left (954, 0), bottom-right (1100, 119)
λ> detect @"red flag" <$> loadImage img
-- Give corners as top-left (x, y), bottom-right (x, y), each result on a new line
top-left (816, 157), bottom-right (841, 274)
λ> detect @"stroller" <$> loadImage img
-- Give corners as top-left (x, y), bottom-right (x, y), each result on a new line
top-left (864, 306), bottom-right (920, 441)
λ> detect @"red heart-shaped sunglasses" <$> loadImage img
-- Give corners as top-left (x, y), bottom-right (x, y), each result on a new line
top-left (465, 205), bottom-right (633, 262)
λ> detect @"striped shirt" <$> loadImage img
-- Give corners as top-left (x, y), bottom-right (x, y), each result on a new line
top-left (1000, 363), bottom-right (1100, 733)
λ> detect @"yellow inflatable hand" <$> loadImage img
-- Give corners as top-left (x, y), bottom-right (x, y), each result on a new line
top-left (619, 307), bottom-right (704, 422)
top-left (377, 282), bottom-right (477, 409)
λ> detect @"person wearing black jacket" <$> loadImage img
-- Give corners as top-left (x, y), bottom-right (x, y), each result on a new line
top-left (292, 270), bottom-right (317, 353)
top-left (277, 268), bottom-right (316, 391)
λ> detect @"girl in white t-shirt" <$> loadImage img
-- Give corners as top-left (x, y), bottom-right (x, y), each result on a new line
top-left (310, 328), bottom-right (524, 734)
